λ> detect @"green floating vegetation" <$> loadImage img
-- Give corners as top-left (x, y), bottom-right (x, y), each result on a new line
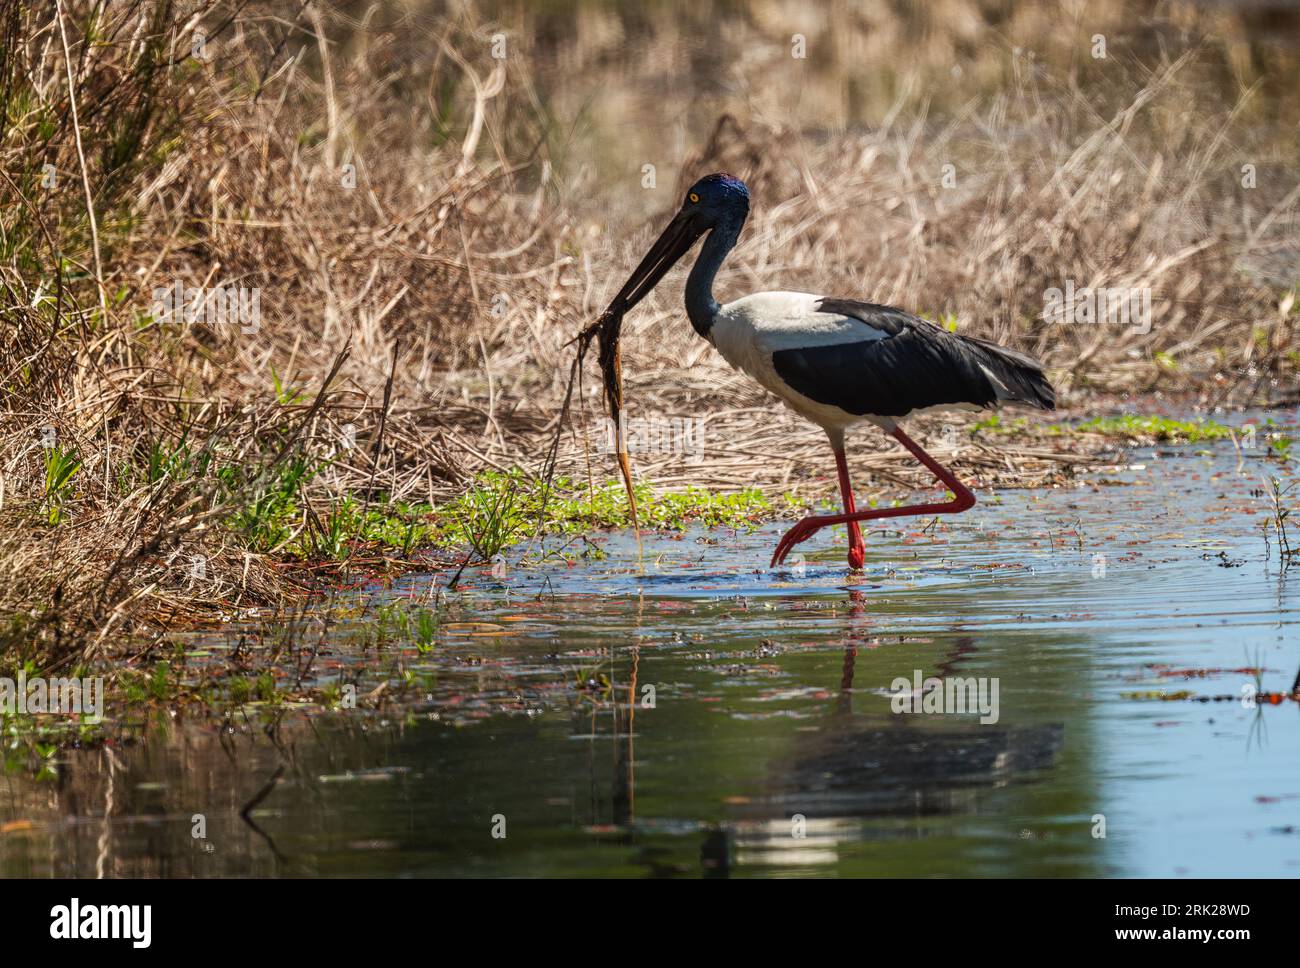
top-left (1069, 415), bottom-right (1233, 442)
top-left (973, 413), bottom-right (1236, 443)
top-left (373, 601), bottom-right (438, 654)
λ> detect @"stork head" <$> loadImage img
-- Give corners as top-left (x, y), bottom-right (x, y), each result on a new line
top-left (680, 172), bottom-right (750, 224)
top-left (611, 172), bottom-right (750, 311)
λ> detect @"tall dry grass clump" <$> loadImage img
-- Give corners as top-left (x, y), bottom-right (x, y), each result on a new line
top-left (0, 0), bottom-right (576, 669)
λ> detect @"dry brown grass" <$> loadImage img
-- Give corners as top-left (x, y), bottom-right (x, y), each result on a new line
top-left (1, 0), bottom-right (1297, 668)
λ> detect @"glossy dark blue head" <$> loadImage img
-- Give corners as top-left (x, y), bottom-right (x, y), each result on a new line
top-left (611, 172), bottom-right (750, 312)
top-left (681, 173), bottom-right (750, 224)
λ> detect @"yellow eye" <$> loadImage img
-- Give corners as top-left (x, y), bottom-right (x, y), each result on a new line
top-left (689, 192), bottom-right (700, 203)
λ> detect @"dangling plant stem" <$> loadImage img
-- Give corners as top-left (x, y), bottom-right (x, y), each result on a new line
top-left (538, 305), bottom-right (640, 544)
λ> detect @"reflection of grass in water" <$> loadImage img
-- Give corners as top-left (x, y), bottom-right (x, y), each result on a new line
top-left (372, 601), bottom-right (439, 655)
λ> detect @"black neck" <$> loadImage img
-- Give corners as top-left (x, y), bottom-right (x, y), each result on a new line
top-left (685, 214), bottom-right (743, 339)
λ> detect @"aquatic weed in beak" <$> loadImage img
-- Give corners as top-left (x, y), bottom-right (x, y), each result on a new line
top-left (538, 303), bottom-right (639, 539)
top-left (579, 305), bottom-right (638, 529)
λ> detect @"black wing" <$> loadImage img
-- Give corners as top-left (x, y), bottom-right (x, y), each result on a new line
top-left (770, 298), bottom-right (1055, 418)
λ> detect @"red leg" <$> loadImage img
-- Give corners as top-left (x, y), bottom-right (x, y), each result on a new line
top-left (772, 426), bottom-right (976, 567)
top-left (834, 447), bottom-right (866, 571)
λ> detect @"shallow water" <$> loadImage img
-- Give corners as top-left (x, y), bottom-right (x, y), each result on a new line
top-left (3, 428), bottom-right (1300, 878)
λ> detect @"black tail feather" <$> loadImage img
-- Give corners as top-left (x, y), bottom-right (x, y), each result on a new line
top-left (964, 335), bottom-right (1056, 411)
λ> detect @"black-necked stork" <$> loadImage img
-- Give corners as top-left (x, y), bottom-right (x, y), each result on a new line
top-left (607, 172), bottom-right (1056, 570)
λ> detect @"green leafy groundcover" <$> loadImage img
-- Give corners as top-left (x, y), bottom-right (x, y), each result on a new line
top-left (225, 465), bottom-right (800, 562)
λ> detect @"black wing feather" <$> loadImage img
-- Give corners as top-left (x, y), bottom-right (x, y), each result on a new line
top-left (770, 298), bottom-right (1055, 418)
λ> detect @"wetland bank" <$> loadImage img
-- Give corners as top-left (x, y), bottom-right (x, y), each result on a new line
top-left (2, 1), bottom-right (1300, 878)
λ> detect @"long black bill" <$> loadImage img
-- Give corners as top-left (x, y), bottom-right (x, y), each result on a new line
top-left (610, 212), bottom-right (704, 312)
